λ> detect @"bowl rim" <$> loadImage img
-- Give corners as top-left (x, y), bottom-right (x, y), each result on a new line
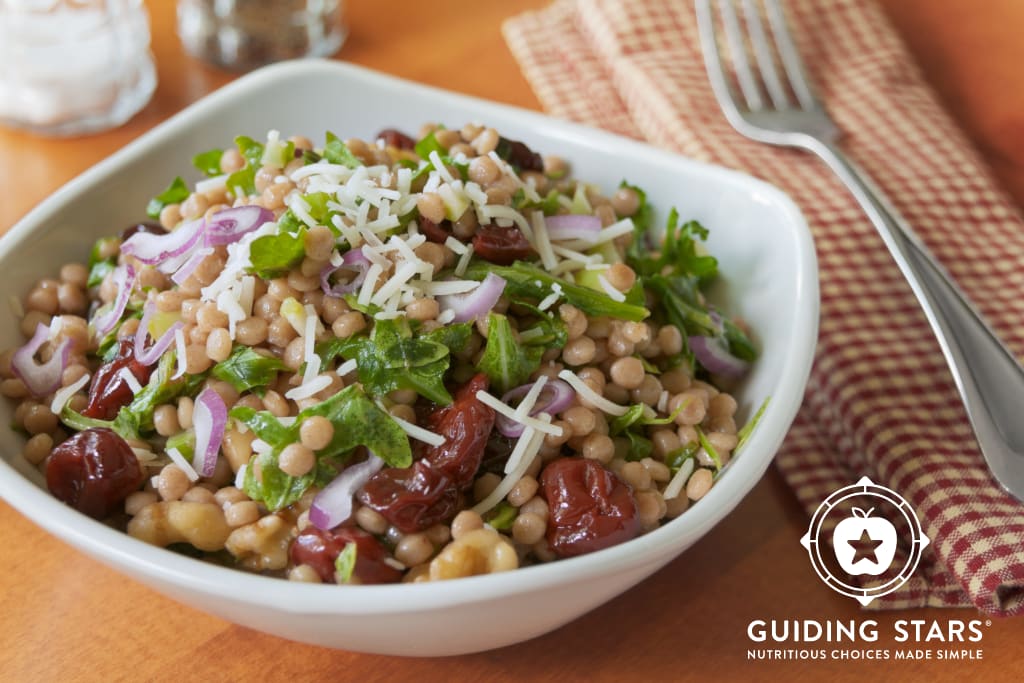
top-left (0, 59), bottom-right (819, 615)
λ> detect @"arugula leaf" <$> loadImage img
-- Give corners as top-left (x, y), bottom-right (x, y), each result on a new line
top-left (476, 313), bottom-right (544, 394)
top-left (86, 237), bottom-right (119, 288)
top-left (514, 301), bottom-right (568, 351)
top-left (420, 321), bottom-right (473, 355)
top-left (414, 131), bottom-right (446, 160)
top-left (723, 318), bottom-right (757, 363)
top-left (344, 319), bottom-right (455, 405)
top-left (609, 404), bottom-right (646, 435)
top-left (666, 442), bottom-right (699, 474)
top-left (464, 262), bottom-right (649, 322)
top-left (59, 405), bottom-right (114, 434)
top-left (165, 429), bottom-right (195, 461)
top-left (211, 346), bottom-right (286, 394)
top-left (334, 542), bottom-right (358, 583)
top-left (235, 135), bottom-right (265, 167)
top-left (226, 165), bottom-right (256, 198)
top-left (513, 188), bottom-right (562, 216)
top-left (231, 385), bottom-right (413, 510)
top-left (114, 351), bottom-right (203, 438)
top-left (248, 227), bottom-right (307, 278)
top-left (324, 131), bottom-right (363, 168)
top-left (146, 177), bottom-right (189, 219)
top-left (192, 148), bottom-right (224, 177)
top-left (623, 431), bottom-right (653, 461)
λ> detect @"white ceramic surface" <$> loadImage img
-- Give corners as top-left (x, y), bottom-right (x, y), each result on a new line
top-left (0, 60), bottom-right (818, 656)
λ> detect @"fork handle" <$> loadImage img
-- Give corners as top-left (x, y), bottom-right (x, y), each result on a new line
top-left (809, 141), bottom-right (1024, 495)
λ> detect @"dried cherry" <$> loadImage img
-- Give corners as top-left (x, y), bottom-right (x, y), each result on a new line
top-left (376, 128), bottom-right (416, 151)
top-left (418, 216), bottom-right (452, 244)
top-left (540, 458), bottom-right (641, 558)
top-left (357, 461), bottom-right (461, 534)
top-left (120, 221), bottom-right (167, 243)
top-left (472, 224), bottom-right (534, 265)
top-left (290, 526), bottom-right (402, 584)
top-left (497, 137), bottom-right (544, 172)
top-left (82, 339), bottom-right (154, 420)
top-left (420, 373), bottom-right (494, 489)
top-left (46, 427), bottom-right (144, 519)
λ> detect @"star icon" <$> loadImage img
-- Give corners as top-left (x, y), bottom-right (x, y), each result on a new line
top-left (847, 529), bottom-right (884, 564)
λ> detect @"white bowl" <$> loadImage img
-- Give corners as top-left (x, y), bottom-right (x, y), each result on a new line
top-left (0, 61), bottom-right (817, 656)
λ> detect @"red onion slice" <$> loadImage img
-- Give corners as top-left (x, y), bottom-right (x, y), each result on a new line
top-left (192, 387), bottom-right (227, 478)
top-left (437, 272), bottom-right (507, 323)
top-left (545, 214), bottom-right (601, 243)
top-left (203, 206), bottom-right (274, 246)
top-left (688, 335), bottom-right (749, 377)
top-left (320, 247), bottom-right (370, 296)
top-left (12, 323), bottom-right (71, 398)
top-left (309, 452), bottom-right (385, 531)
top-left (170, 247), bottom-right (213, 286)
top-left (91, 264), bottom-right (136, 337)
top-left (121, 218), bottom-right (204, 265)
top-left (134, 299), bottom-right (184, 366)
top-left (495, 378), bottom-right (575, 438)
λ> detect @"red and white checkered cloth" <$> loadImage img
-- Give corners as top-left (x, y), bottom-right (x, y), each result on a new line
top-left (504, 0), bottom-right (1024, 614)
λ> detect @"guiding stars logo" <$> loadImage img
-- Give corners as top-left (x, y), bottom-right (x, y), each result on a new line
top-left (800, 477), bottom-right (929, 605)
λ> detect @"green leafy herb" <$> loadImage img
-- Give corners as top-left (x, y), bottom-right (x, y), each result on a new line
top-left (484, 501), bottom-right (518, 530)
top-left (232, 385), bottom-right (412, 511)
top-left (621, 181), bottom-right (653, 264)
top-left (623, 430), bottom-right (653, 461)
top-left (226, 165), bottom-right (256, 198)
top-left (113, 351), bottom-right (204, 438)
top-left (192, 148), bottom-right (224, 177)
top-left (665, 442), bottom-right (699, 473)
top-left (334, 542), bottom-right (358, 583)
top-left (324, 131), bottom-right (363, 169)
top-left (248, 227), bottom-right (307, 278)
top-left (514, 301), bottom-right (568, 350)
top-left (211, 346), bottom-right (286, 394)
top-left (609, 404), bottom-right (645, 435)
top-left (145, 177), bottom-right (189, 219)
top-left (338, 319), bottom-right (457, 405)
top-left (86, 237), bottom-right (119, 288)
top-left (420, 321), bottom-right (474, 356)
top-left (235, 135), bottom-right (265, 167)
top-left (414, 131), bottom-right (446, 160)
top-left (476, 313), bottom-right (544, 394)
top-left (464, 262), bottom-right (649, 322)
top-left (165, 429), bottom-right (195, 461)
top-left (695, 426), bottom-right (722, 471)
top-left (513, 188), bottom-right (562, 216)
top-left (735, 397), bottom-right (770, 453)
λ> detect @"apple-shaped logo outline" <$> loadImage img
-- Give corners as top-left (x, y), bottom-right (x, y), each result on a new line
top-left (832, 506), bottom-right (898, 576)
top-left (800, 476), bottom-right (930, 606)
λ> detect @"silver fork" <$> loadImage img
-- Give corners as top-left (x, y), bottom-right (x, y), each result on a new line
top-left (696, 0), bottom-right (1024, 500)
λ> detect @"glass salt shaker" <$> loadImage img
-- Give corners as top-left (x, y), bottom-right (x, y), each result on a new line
top-left (0, 0), bottom-right (157, 137)
top-left (177, 0), bottom-right (347, 71)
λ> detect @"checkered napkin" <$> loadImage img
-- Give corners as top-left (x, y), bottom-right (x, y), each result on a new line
top-left (504, 0), bottom-right (1024, 614)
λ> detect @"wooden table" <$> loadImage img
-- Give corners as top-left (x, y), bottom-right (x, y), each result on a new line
top-left (3, 1), bottom-right (1024, 680)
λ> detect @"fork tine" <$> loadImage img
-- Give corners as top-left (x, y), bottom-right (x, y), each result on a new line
top-left (763, 0), bottom-right (818, 110)
top-left (716, 0), bottom-right (764, 110)
top-left (696, 0), bottom-right (746, 117)
top-left (741, 0), bottom-right (789, 109)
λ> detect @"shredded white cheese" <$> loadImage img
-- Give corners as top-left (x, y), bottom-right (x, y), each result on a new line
top-left (454, 244), bottom-right (475, 277)
top-left (537, 282), bottom-right (563, 312)
top-left (444, 236), bottom-right (468, 255)
top-left (557, 369), bottom-right (630, 416)
top-left (337, 358), bottom-right (358, 377)
top-left (234, 463), bottom-right (248, 490)
top-left (50, 373), bottom-right (91, 415)
top-left (172, 328), bottom-right (188, 380)
top-left (436, 309), bottom-right (456, 325)
top-left (285, 374), bottom-right (332, 400)
top-left (663, 458), bottom-right (696, 501)
top-left (391, 415), bottom-right (446, 447)
top-left (475, 390), bottom-right (564, 436)
top-left (117, 367), bottom-right (143, 395)
top-left (166, 447), bottom-right (200, 482)
top-left (531, 210), bottom-right (558, 270)
top-left (471, 421), bottom-right (547, 515)
top-left (358, 263), bottom-right (384, 307)
top-left (597, 273), bottom-right (627, 303)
